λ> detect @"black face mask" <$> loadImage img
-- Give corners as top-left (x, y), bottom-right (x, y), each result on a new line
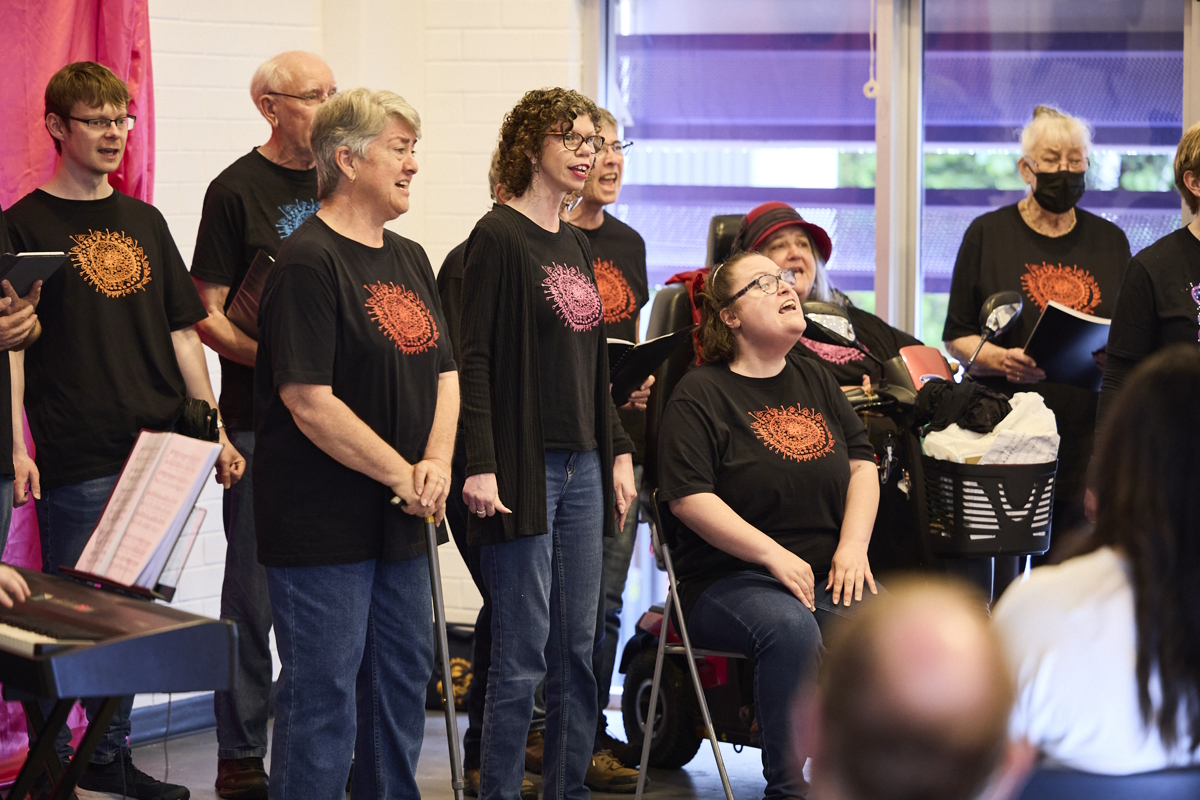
top-left (1032, 169), bottom-right (1086, 214)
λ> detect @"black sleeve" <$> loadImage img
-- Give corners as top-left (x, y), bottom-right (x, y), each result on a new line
top-left (657, 391), bottom-right (721, 502)
top-left (1096, 351), bottom-right (1136, 441)
top-left (156, 212), bottom-right (208, 331)
top-left (436, 251), bottom-right (464, 367)
top-left (459, 224), bottom-right (505, 476)
top-left (942, 220), bottom-right (985, 342)
top-left (1104, 258), bottom-right (1157, 361)
top-left (262, 262), bottom-right (338, 387)
top-left (190, 181), bottom-right (245, 287)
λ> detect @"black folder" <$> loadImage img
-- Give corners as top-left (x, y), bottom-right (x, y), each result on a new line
top-left (225, 249), bottom-right (275, 340)
top-left (609, 325), bottom-right (696, 406)
top-left (1023, 301), bottom-right (1111, 391)
top-left (0, 252), bottom-right (68, 297)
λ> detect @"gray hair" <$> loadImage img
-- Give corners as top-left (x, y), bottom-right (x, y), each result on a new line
top-left (312, 88), bottom-right (422, 199)
top-left (1020, 104), bottom-right (1093, 157)
top-left (250, 51), bottom-right (312, 103)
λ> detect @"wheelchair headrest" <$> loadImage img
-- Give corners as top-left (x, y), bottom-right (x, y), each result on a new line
top-left (707, 214), bottom-right (743, 268)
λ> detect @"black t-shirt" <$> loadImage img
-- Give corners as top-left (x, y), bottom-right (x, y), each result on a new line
top-left (792, 305), bottom-right (921, 387)
top-left (436, 240), bottom-right (466, 369)
top-left (514, 213), bottom-right (602, 451)
top-left (191, 149), bottom-right (320, 431)
top-left (942, 204), bottom-right (1130, 350)
top-left (0, 214), bottom-right (14, 478)
top-left (582, 211), bottom-right (650, 463)
top-left (5, 190), bottom-right (207, 489)
top-left (254, 215), bottom-right (455, 567)
top-left (1105, 227), bottom-right (1200, 361)
top-left (658, 357), bottom-right (875, 615)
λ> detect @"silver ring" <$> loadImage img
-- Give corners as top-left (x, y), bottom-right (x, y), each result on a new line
top-left (476, 510), bottom-right (487, 517)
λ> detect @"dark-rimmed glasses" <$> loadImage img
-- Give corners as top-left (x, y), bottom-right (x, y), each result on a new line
top-left (1024, 155), bottom-right (1089, 174)
top-left (267, 89), bottom-right (338, 105)
top-left (546, 130), bottom-right (605, 153)
top-left (723, 269), bottom-right (797, 307)
top-left (67, 115), bottom-right (136, 131)
top-left (603, 140), bottom-right (634, 156)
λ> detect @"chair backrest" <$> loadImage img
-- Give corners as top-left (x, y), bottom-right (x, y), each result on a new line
top-left (707, 214), bottom-right (742, 267)
top-left (1017, 767), bottom-right (1200, 800)
top-left (643, 283), bottom-right (699, 489)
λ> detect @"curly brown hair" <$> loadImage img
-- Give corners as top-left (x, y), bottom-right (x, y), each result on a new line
top-left (695, 251), bottom-right (763, 363)
top-left (496, 88), bottom-right (600, 198)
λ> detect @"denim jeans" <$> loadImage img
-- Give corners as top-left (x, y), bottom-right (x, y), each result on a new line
top-left (267, 555), bottom-right (433, 800)
top-left (214, 429), bottom-right (273, 760)
top-left (688, 571), bottom-right (879, 800)
top-left (33, 473), bottom-right (132, 765)
top-left (479, 450), bottom-right (603, 800)
top-left (592, 464), bottom-right (642, 737)
top-left (0, 480), bottom-right (14, 558)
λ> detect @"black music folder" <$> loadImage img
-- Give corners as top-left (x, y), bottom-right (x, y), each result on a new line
top-left (0, 252), bottom-right (69, 296)
top-left (1023, 300), bottom-right (1111, 391)
top-left (608, 325), bottom-right (696, 406)
top-left (226, 249), bottom-right (275, 340)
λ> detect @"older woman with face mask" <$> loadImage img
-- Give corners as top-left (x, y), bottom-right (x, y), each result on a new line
top-left (254, 88), bottom-right (458, 800)
top-left (941, 105), bottom-right (1130, 578)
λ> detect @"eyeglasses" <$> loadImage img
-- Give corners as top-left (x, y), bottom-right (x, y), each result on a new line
top-left (723, 269), bottom-right (797, 306)
top-left (1025, 155), bottom-right (1089, 174)
top-left (266, 89), bottom-right (338, 105)
top-left (545, 130), bottom-right (605, 153)
top-left (602, 140), bottom-right (634, 156)
top-left (67, 115), bottom-right (136, 131)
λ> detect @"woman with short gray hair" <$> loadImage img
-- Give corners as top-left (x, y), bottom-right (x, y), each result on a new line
top-left (254, 87), bottom-right (459, 799)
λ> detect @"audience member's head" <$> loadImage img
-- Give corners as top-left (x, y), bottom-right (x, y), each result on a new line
top-left (44, 61), bottom-right (131, 156)
top-left (1090, 343), bottom-right (1200, 752)
top-left (732, 201), bottom-right (836, 303)
top-left (796, 577), bottom-right (1032, 800)
top-left (1173, 120), bottom-right (1200, 214)
top-left (495, 87), bottom-right (600, 198)
top-left (695, 250), bottom-right (795, 363)
top-left (250, 51), bottom-right (337, 156)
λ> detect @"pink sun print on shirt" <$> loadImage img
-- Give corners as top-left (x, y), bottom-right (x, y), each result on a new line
top-left (541, 263), bottom-right (603, 332)
top-left (801, 336), bottom-right (869, 365)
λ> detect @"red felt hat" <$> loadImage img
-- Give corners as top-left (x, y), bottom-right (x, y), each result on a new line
top-left (734, 201), bottom-right (833, 263)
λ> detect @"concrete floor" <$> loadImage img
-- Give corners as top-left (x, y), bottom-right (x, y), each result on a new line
top-left (125, 710), bottom-right (772, 800)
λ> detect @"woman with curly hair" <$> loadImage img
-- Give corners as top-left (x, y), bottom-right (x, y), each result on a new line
top-left (458, 87), bottom-right (637, 800)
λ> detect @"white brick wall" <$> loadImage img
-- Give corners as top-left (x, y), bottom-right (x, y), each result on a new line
top-left (140, 0), bottom-right (594, 708)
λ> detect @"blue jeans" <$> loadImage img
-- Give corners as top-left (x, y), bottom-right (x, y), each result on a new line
top-left (688, 571), bottom-right (878, 800)
top-left (479, 450), bottom-right (603, 800)
top-left (267, 555), bottom-right (433, 800)
top-left (215, 429), bottom-right (272, 759)
top-left (592, 464), bottom-right (642, 735)
top-left (32, 473), bottom-right (132, 765)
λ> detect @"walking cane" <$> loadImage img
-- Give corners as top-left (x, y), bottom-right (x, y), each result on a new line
top-left (426, 515), bottom-right (467, 800)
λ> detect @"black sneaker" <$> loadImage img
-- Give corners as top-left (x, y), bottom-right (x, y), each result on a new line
top-left (76, 757), bottom-right (190, 800)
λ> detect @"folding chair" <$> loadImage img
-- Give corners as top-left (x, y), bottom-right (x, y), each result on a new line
top-left (634, 490), bottom-right (747, 800)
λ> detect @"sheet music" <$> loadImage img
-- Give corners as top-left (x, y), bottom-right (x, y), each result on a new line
top-left (978, 431), bottom-right (1060, 465)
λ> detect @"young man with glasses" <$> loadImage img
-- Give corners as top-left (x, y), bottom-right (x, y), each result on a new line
top-left (563, 107), bottom-right (651, 789)
top-left (188, 50), bottom-right (335, 800)
top-left (5, 60), bottom-right (244, 800)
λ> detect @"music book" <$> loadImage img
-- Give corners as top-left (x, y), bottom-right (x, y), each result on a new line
top-left (0, 252), bottom-right (69, 297)
top-left (609, 325), bottom-right (696, 406)
top-left (225, 249), bottom-right (275, 340)
top-left (1023, 300), bottom-right (1111, 391)
top-left (66, 431), bottom-right (221, 601)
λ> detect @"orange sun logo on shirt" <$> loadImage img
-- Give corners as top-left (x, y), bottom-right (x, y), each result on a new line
top-left (69, 229), bottom-right (151, 298)
top-left (1019, 262), bottom-right (1101, 314)
top-left (749, 405), bottom-right (836, 462)
top-left (594, 258), bottom-right (636, 324)
top-left (363, 281), bottom-right (439, 355)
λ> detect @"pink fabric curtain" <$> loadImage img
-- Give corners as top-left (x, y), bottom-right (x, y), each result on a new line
top-left (0, 0), bottom-right (155, 777)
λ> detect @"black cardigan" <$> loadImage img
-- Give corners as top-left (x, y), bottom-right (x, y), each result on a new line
top-left (459, 204), bottom-right (633, 547)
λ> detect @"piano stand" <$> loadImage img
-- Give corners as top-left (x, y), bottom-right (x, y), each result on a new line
top-left (9, 697), bottom-right (119, 800)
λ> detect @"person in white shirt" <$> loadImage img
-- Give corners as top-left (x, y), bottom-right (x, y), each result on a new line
top-left (994, 342), bottom-right (1200, 774)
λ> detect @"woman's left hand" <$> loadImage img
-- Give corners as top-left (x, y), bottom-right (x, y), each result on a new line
top-left (614, 453), bottom-right (636, 529)
top-left (827, 542), bottom-right (877, 607)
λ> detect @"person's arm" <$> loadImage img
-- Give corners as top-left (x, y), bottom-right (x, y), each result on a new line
top-left (670, 493), bottom-right (817, 611)
top-left (412, 371), bottom-right (459, 520)
top-left (10, 352), bottom-right (37, 506)
top-left (278, 382), bottom-right (431, 516)
top-left (826, 458), bottom-right (879, 605)
top-left (192, 278), bottom-right (257, 367)
top-left (171, 327), bottom-right (244, 489)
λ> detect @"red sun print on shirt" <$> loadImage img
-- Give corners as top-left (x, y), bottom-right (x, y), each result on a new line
top-left (1020, 262), bottom-right (1101, 314)
top-left (542, 263), bottom-right (603, 332)
top-left (749, 405), bottom-right (836, 462)
top-left (363, 281), bottom-right (439, 355)
top-left (802, 337), bottom-right (869, 365)
top-left (594, 258), bottom-right (637, 324)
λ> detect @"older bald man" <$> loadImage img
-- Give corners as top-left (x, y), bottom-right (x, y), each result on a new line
top-left (191, 50), bottom-right (336, 799)
top-left (794, 578), bottom-right (1036, 800)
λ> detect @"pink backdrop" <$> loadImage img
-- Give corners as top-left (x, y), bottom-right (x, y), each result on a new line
top-left (0, 0), bottom-right (155, 775)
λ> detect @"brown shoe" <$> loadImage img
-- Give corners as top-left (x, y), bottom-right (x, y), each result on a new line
top-left (525, 730), bottom-right (545, 775)
top-left (585, 749), bottom-right (643, 793)
top-left (215, 757), bottom-right (268, 799)
top-left (465, 767), bottom-right (538, 800)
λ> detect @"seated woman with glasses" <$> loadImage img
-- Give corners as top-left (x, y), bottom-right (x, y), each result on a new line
top-left (658, 250), bottom-right (880, 800)
top-left (941, 105), bottom-right (1130, 590)
top-left (733, 202), bottom-right (921, 390)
